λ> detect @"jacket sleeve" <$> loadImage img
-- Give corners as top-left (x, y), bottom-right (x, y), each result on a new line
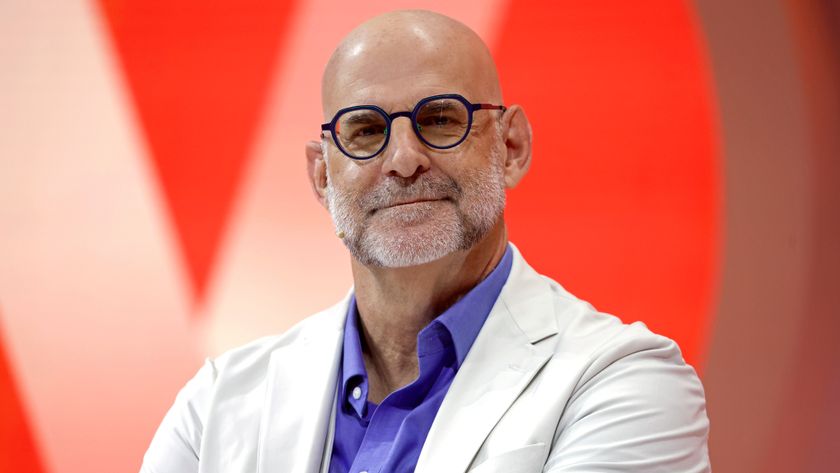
top-left (544, 331), bottom-right (711, 472)
top-left (139, 359), bottom-right (217, 473)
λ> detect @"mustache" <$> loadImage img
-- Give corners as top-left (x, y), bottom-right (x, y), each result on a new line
top-left (362, 174), bottom-right (463, 212)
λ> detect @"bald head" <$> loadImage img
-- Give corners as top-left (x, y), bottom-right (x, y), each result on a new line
top-left (306, 10), bottom-right (534, 261)
top-left (321, 10), bottom-right (502, 118)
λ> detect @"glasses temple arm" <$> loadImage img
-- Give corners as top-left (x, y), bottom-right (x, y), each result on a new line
top-left (472, 103), bottom-right (507, 112)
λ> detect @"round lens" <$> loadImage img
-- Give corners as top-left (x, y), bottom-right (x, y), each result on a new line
top-left (415, 98), bottom-right (470, 148)
top-left (335, 108), bottom-right (389, 159)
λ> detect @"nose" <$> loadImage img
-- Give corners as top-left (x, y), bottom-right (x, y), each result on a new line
top-left (381, 116), bottom-right (431, 179)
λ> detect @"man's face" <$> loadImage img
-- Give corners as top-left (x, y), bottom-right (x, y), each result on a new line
top-left (324, 116), bottom-right (506, 268)
top-left (318, 23), bottom-right (510, 268)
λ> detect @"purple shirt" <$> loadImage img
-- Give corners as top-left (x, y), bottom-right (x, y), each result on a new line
top-left (328, 246), bottom-right (513, 473)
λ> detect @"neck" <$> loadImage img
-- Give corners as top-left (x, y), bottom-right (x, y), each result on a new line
top-left (350, 220), bottom-right (508, 403)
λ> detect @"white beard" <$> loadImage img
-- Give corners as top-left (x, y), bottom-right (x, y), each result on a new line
top-left (325, 135), bottom-right (506, 268)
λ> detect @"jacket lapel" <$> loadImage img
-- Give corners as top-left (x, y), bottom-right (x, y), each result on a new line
top-left (415, 246), bottom-right (558, 473)
top-left (256, 300), bottom-right (348, 473)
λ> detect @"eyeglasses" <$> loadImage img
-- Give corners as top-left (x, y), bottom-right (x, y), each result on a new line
top-left (320, 93), bottom-right (506, 160)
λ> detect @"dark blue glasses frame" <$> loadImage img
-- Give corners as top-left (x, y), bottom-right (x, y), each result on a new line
top-left (320, 93), bottom-right (506, 160)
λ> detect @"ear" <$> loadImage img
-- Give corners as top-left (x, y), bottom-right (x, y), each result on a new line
top-left (305, 140), bottom-right (329, 208)
top-left (499, 104), bottom-right (533, 189)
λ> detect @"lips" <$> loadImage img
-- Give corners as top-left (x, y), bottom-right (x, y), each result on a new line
top-left (387, 198), bottom-right (444, 208)
top-left (372, 197), bottom-right (449, 213)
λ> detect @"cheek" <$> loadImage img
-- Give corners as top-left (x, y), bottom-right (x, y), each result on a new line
top-left (443, 140), bottom-right (498, 176)
top-left (327, 159), bottom-right (378, 198)
top-left (343, 163), bottom-right (374, 182)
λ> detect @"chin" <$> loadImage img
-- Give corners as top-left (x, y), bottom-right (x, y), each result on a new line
top-left (345, 200), bottom-right (503, 268)
top-left (356, 219), bottom-right (467, 268)
top-left (369, 248), bottom-right (451, 269)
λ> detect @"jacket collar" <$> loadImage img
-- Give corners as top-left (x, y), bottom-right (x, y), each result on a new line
top-left (256, 297), bottom-right (349, 473)
top-left (415, 243), bottom-right (559, 472)
top-left (255, 243), bottom-right (558, 473)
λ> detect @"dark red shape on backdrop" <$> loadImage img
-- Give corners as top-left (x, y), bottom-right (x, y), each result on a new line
top-left (0, 319), bottom-right (45, 473)
top-left (97, 0), bottom-right (297, 305)
top-left (493, 1), bottom-right (720, 368)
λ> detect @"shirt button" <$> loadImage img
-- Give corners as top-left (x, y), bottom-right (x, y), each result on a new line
top-left (352, 386), bottom-right (362, 400)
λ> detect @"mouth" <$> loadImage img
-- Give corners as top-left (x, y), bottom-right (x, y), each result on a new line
top-left (387, 197), bottom-right (446, 208)
top-left (371, 197), bottom-right (450, 214)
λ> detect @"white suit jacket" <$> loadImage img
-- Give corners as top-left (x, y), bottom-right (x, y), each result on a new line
top-left (141, 245), bottom-right (710, 472)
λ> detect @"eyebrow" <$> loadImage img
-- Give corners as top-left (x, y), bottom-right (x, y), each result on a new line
top-left (420, 102), bottom-right (457, 113)
top-left (342, 111), bottom-right (383, 124)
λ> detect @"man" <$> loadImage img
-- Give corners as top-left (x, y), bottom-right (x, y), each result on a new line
top-left (141, 10), bottom-right (710, 473)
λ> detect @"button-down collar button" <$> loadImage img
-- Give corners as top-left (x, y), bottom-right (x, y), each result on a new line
top-left (352, 386), bottom-right (362, 400)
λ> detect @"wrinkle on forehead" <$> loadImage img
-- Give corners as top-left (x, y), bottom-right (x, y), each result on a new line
top-left (322, 10), bottom-right (502, 117)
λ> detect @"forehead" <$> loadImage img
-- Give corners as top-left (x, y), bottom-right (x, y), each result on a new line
top-left (323, 37), bottom-right (489, 117)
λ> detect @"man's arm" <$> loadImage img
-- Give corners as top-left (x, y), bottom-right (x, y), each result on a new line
top-left (140, 359), bottom-right (217, 473)
top-left (544, 336), bottom-right (710, 472)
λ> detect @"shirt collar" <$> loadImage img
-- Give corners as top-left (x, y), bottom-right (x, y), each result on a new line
top-left (341, 296), bottom-right (370, 417)
top-left (340, 244), bottom-right (514, 414)
top-left (428, 244), bottom-right (513, 366)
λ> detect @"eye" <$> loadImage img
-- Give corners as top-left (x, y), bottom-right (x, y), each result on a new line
top-left (417, 113), bottom-right (462, 129)
top-left (352, 124), bottom-right (386, 138)
top-left (416, 100), bottom-right (467, 131)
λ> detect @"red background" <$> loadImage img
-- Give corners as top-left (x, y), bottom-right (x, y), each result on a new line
top-left (1, 1), bottom-right (837, 472)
